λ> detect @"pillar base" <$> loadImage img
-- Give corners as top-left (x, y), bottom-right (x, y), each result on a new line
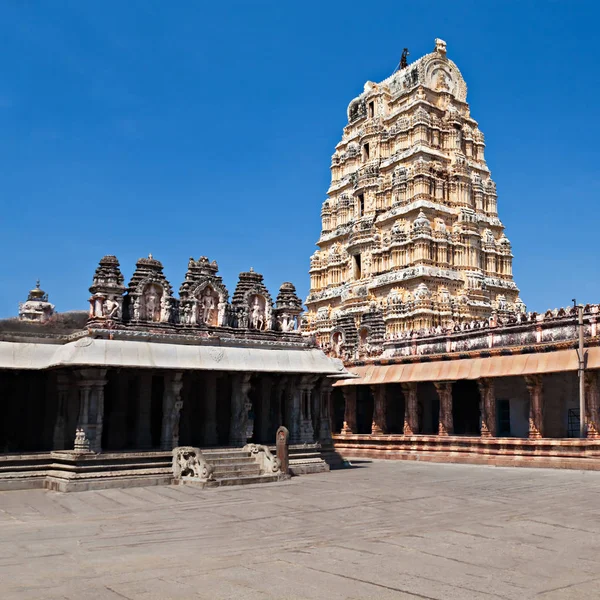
top-left (341, 422), bottom-right (354, 435)
top-left (371, 422), bottom-right (384, 435)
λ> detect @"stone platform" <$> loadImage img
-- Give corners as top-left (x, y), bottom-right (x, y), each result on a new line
top-left (0, 444), bottom-right (342, 492)
top-left (333, 434), bottom-right (600, 470)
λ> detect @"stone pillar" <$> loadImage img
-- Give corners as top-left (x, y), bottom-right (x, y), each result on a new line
top-left (202, 372), bottom-right (218, 446)
top-left (371, 385), bottom-right (387, 435)
top-left (299, 376), bottom-right (316, 443)
top-left (160, 372), bottom-right (183, 450)
top-left (229, 373), bottom-right (252, 446)
top-left (434, 381), bottom-right (454, 436)
top-left (53, 372), bottom-right (71, 450)
top-left (341, 387), bottom-right (357, 434)
top-left (477, 378), bottom-right (497, 437)
top-left (318, 383), bottom-right (333, 443)
top-left (135, 372), bottom-right (153, 449)
top-left (525, 374), bottom-right (544, 439)
top-left (75, 368), bottom-right (107, 453)
top-left (584, 371), bottom-right (600, 439)
top-left (288, 377), bottom-right (302, 444)
top-left (401, 382), bottom-right (418, 435)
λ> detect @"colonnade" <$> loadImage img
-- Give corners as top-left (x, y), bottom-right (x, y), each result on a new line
top-left (337, 372), bottom-right (600, 439)
top-left (64, 368), bottom-right (335, 453)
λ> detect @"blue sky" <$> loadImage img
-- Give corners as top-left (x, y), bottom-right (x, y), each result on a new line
top-left (0, 1), bottom-right (598, 318)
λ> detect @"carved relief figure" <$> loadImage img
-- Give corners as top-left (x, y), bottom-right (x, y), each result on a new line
top-left (143, 284), bottom-right (162, 322)
top-left (250, 295), bottom-right (266, 330)
top-left (199, 287), bottom-right (218, 325)
top-left (332, 331), bottom-right (344, 358)
top-left (104, 296), bottom-right (121, 319)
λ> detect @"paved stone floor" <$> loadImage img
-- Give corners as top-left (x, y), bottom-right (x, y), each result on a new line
top-left (1, 461), bottom-right (600, 599)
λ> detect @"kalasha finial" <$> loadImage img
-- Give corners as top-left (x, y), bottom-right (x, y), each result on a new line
top-left (35, 278), bottom-right (40, 289)
top-left (148, 253), bottom-right (153, 259)
top-left (250, 267), bottom-right (254, 272)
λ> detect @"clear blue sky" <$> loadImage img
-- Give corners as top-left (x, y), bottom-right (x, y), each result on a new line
top-left (0, 1), bottom-right (598, 318)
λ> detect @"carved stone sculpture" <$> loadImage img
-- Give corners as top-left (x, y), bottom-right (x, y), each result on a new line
top-left (172, 446), bottom-right (215, 481)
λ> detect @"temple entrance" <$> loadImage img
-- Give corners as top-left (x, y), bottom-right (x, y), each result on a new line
top-left (356, 386), bottom-right (374, 434)
top-left (452, 380), bottom-right (481, 435)
top-left (418, 382), bottom-right (439, 434)
top-left (386, 384), bottom-right (405, 433)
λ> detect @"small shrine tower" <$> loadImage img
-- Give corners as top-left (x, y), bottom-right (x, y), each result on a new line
top-left (18, 280), bottom-right (55, 323)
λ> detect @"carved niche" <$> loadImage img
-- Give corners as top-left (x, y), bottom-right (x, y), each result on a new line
top-left (178, 257), bottom-right (229, 327)
top-left (124, 254), bottom-right (174, 325)
top-left (231, 269), bottom-right (273, 331)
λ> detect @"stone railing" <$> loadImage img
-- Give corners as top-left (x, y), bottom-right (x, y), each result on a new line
top-left (244, 444), bottom-right (281, 475)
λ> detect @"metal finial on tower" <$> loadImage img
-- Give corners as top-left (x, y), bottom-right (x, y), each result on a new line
top-left (400, 48), bottom-right (409, 69)
top-left (393, 48), bottom-right (410, 74)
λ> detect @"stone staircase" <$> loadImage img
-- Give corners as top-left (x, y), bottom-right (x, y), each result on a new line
top-left (201, 448), bottom-right (284, 487)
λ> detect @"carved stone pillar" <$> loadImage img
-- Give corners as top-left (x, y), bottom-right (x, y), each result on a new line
top-left (299, 376), bottom-right (316, 443)
top-left (160, 372), bottom-right (183, 450)
top-left (75, 368), bottom-right (107, 453)
top-left (401, 382), bottom-right (418, 435)
top-left (202, 372), bottom-right (218, 446)
top-left (318, 383), bottom-right (333, 443)
top-left (525, 374), bottom-right (544, 439)
top-left (53, 372), bottom-right (71, 450)
top-left (341, 387), bottom-right (357, 434)
top-left (434, 381), bottom-right (454, 436)
top-left (229, 373), bottom-right (252, 446)
top-left (477, 378), bottom-right (496, 437)
top-left (371, 385), bottom-right (387, 435)
top-left (584, 371), bottom-right (600, 439)
top-left (135, 372), bottom-right (153, 449)
top-left (286, 377), bottom-right (302, 444)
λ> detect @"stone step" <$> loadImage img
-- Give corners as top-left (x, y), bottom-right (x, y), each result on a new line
top-left (216, 473), bottom-right (282, 487)
top-left (203, 450), bottom-right (252, 460)
top-left (205, 456), bottom-right (255, 466)
top-left (212, 464), bottom-right (261, 477)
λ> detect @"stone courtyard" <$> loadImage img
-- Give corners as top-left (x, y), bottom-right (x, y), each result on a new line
top-left (1, 462), bottom-right (600, 599)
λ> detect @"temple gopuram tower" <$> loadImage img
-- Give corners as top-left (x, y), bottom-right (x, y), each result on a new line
top-left (304, 39), bottom-right (524, 358)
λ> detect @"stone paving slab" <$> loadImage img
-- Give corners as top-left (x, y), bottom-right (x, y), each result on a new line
top-left (2, 460), bottom-right (600, 599)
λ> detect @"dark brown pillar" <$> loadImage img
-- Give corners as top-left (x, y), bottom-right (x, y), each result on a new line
top-left (525, 375), bottom-right (544, 439)
top-left (585, 371), bottom-right (600, 439)
top-left (371, 385), bottom-right (387, 435)
top-left (434, 381), bottom-right (454, 436)
top-left (401, 382), bottom-right (418, 435)
top-left (341, 387), bottom-right (357, 435)
top-left (160, 372), bottom-right (183, 450)
top-left (477, 378), bottom-right (496, 437)
top-left (229, 373), bottom-right (252, 446)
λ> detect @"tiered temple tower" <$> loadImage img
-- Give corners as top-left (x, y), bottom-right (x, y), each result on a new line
top-left (304, 39), bottom-right (524, 358)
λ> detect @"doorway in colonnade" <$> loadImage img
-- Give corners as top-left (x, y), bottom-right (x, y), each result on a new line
top-left (356, 386), bottom-right (374, 434)
top-left (452, 380), bottom-right (481, 435)
top-left (418, 382), bottom-right (439, 434)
